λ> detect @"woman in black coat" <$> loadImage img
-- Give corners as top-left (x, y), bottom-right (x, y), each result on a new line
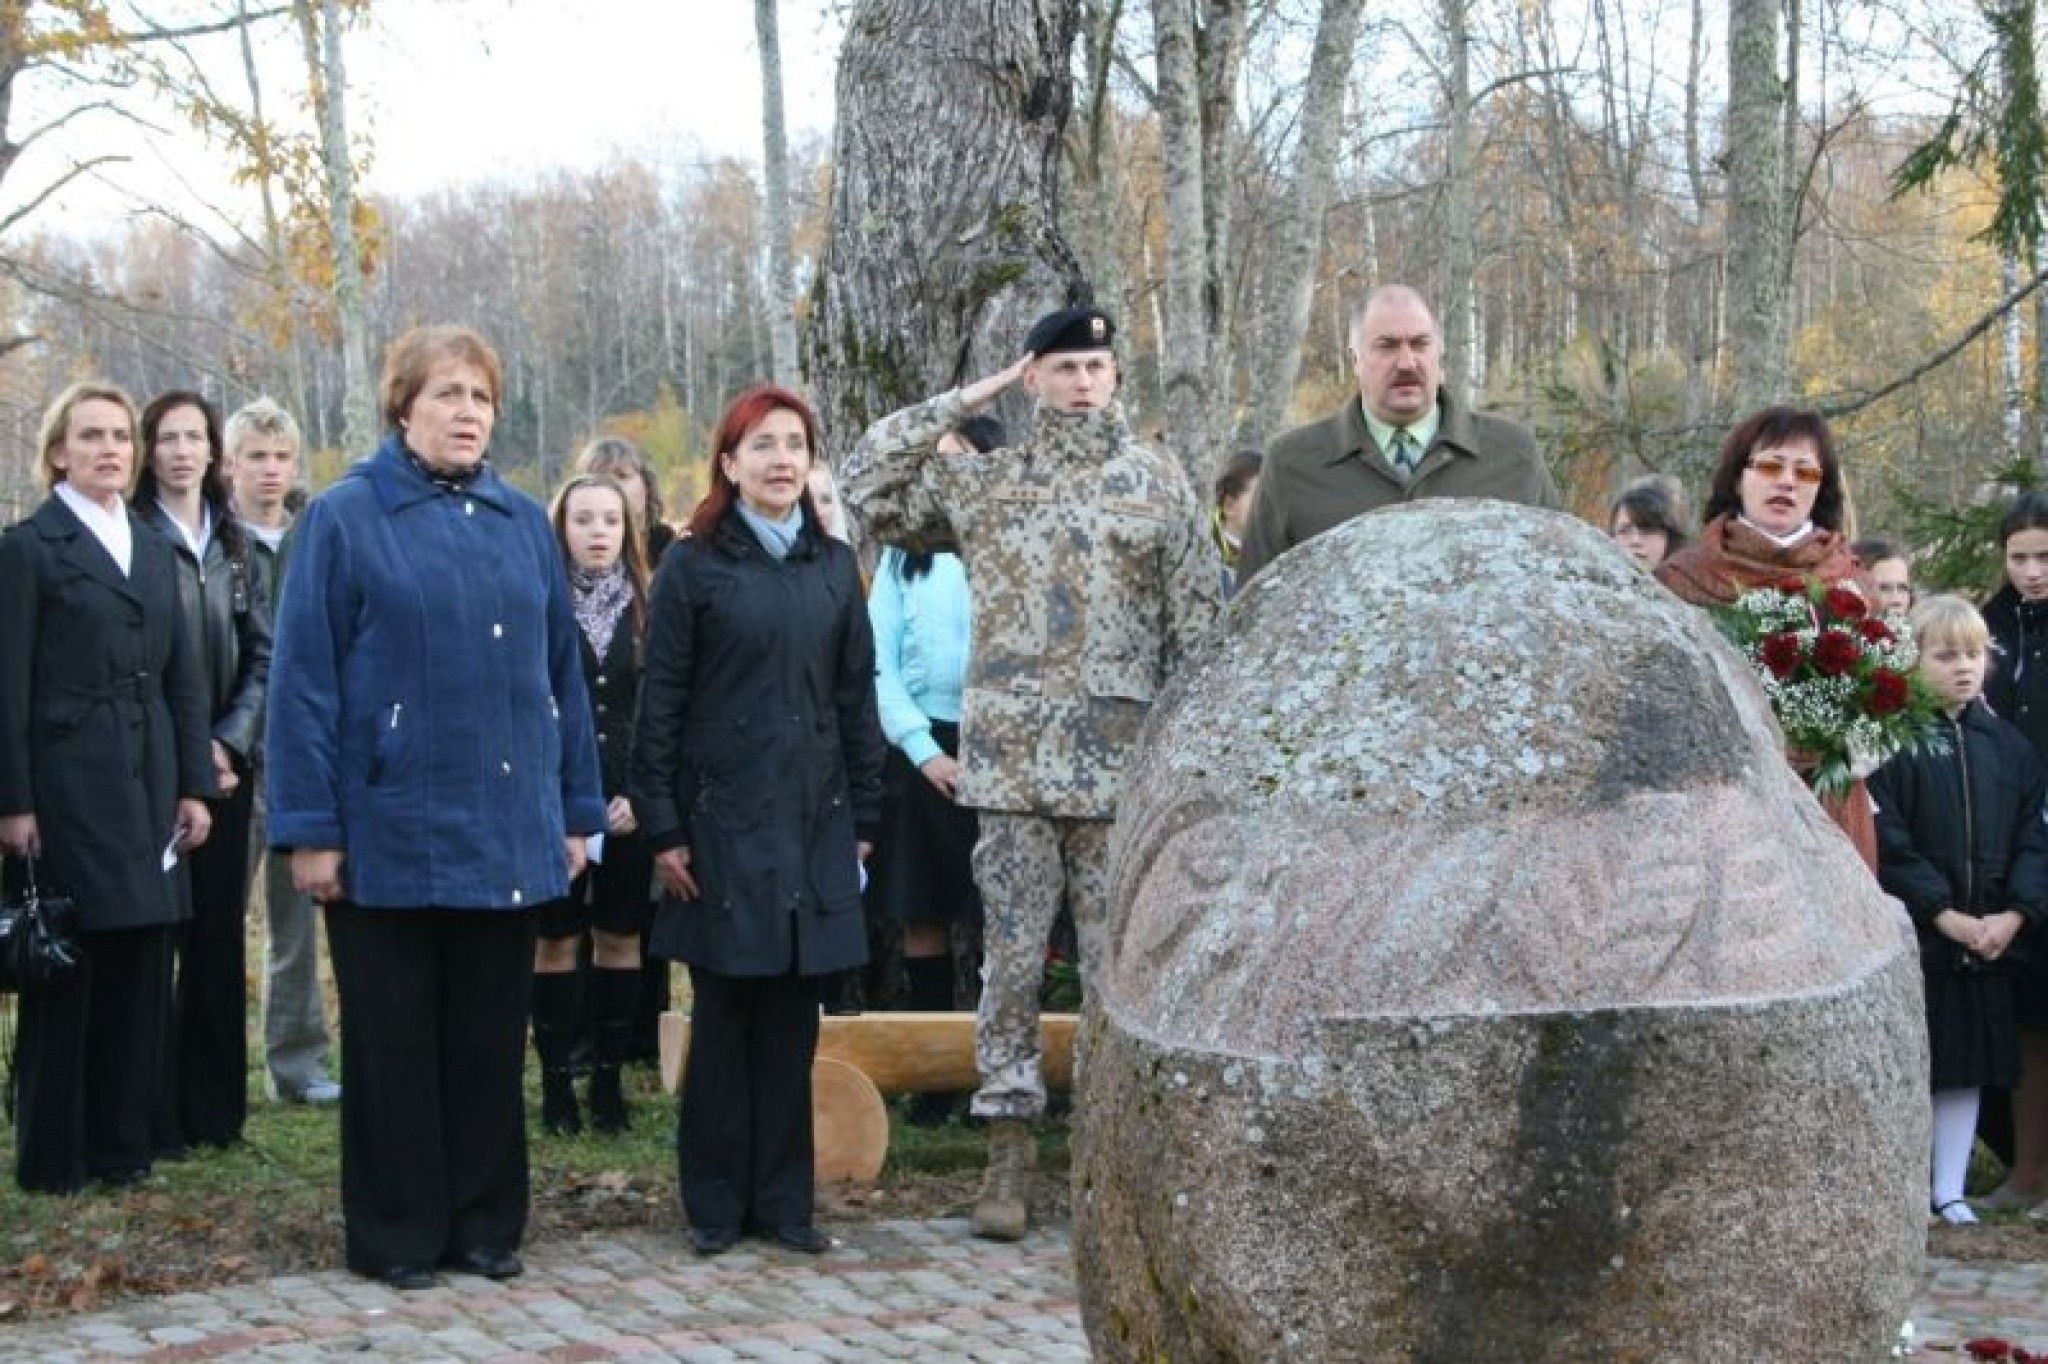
top-left (0, 381), bottom-right (216, 1194)
top-left (135, 390), bottom-right (272, 1152)
top-left (632, 384), bottom-right (884, 1257)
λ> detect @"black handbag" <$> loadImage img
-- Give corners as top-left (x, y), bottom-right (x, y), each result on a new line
top-left (0, 858), bottom-right (81, 994)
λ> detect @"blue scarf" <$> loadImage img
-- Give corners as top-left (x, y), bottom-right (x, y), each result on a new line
top-left (736, 500), bottom-right (803, 560)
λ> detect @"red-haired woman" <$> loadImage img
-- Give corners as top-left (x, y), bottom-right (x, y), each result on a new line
top-left (631, 385), bottom-right (884, 1257)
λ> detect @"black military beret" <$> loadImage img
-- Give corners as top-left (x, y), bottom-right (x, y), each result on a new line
top-left (1025, 306), bottom-right (1116, 356)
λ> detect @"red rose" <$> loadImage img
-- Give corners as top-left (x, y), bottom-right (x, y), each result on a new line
top-left (1811, 629), bottom-right (1860, 677)
top-left (1759, 632), bottom-right (1803, 679)
top-left (1965, 1339), bottom-right (2013, 1362)
top-left (1776, 577), bottom-right (1811, 597)
top-left (1857, 617), bottom-right (1894, 644)
top-left (1866, 668), bottom-right (1909, 716)
top-left (1823, 586), bottom-right (1868, 621)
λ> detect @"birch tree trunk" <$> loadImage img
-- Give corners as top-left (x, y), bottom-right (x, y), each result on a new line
top-left (2004, 251), bottom-right (2026, 458)
top-left (236, 0), bottom-right (309, 420)
top-left (2038, 236), bottom-right (2048, 469)
top-left (294, 0), bottom-right (374, 453)
top-left (1240, 0), bottom-right (1363, 441)
top-left (1439, 0), bottom-right (1476, 407)
top-left (1151, 0), bottom-right (1214, 480)
top-left (806, 0), bottom-right (1084, 461)
top-left (1197, 0), bottom-right (1245, 445)
top-left (756, 0), bottom-right (801, 386)
top-left (1070, 0), bottom-right (1129, 327)
top-left (1725, 0), bottom-right (1791, 413)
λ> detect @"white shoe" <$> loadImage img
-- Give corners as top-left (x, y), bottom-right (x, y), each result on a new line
top-left (1934, 1198), bottom-right (1979, 1225)
top-left (292, 1080), bottom-right (342, 1106)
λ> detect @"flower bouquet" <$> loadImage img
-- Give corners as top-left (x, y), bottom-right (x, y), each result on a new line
top-left (1713, 578), bottom-right (1946, 799)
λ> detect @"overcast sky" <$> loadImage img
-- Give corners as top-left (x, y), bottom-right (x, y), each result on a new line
top-left (23, 0), bottom-right (845, 238)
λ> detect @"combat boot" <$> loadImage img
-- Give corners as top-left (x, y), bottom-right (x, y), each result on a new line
top-left (970, 1119), bottom-right (1035, 1241)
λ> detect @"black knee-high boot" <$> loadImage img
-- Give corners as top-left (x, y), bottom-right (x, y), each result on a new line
top-left (903, 953), bottom-right (956, 1127)
top-left (904, 953), bottom-right (954, 1012)
top-left (530, 970), bottom-right (583, 1136)
top-left (586, 967), bottom-right (639, 1134)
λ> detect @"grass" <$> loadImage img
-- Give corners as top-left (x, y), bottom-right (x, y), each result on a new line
top-left (0, 991), bottom-right (1070, 1322)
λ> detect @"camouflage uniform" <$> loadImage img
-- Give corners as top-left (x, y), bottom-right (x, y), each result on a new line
top-left (844, 391), bottom-right (1220, 1119)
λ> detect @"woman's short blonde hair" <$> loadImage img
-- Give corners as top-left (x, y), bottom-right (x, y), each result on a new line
top-left (1909, 594), bottom-right (1990, 654)
top-left (379, 325), bottom-right (503, 432)
top-left (38, 380), bottom-right (139, 490)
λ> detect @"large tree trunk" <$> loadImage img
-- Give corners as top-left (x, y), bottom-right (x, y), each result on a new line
top-left (807, 0), bottom-right (1084, 461)
top-left (294, 0), bottom-right (374, 453)
top-left (756, 0), bottom-right (801, 386)
top-left (1151, 0), bottom-right (1214, 480)
top-left (1240, 0), bottom-right (1363, 442)
top-left (1725, 0), bottom-right (1791, 413)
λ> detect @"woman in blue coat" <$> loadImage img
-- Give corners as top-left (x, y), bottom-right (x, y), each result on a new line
top-left (0, 381), bottom-right (216, 1193)
top-left (632, 384), bottom-right (884, 1257)
top-left (265, 326), bottom-right (604, 1290)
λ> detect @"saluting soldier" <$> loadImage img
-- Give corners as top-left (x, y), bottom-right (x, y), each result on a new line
top-left (843, 307), bottom-right (1221, 1241)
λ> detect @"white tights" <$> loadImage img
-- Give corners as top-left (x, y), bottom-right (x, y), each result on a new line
top-left (1931, 1087), bottom-right (1980, 1224)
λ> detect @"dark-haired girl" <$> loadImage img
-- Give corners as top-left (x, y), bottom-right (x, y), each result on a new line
top-left (631, 384), bottom-right (884, 1256)
top-left (530, 473), bottom-right (654, 1136)
top-left (1977, 492), bottom-right (2048, 1211)
top-left (1608, 478), bottom-right (1690, 571)
top-left (136, 391), bottom-right (271, 1152)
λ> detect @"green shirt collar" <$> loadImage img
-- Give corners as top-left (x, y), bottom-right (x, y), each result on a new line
top-left (1361, 401), bottom-right (1441, 461)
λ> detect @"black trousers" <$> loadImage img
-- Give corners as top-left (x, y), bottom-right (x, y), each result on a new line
top-left (679, 967), bottom-right (820, 1231)
top-left (324, 901), bottom-right (535, 1275)
top-left (156, 775), bottom-right (255, 1148)
top-left (14, 924), bottom-right (174, 1193)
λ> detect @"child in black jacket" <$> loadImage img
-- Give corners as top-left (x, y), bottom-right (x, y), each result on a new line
top-left (1872, 594), bottom-right (2048, 1225)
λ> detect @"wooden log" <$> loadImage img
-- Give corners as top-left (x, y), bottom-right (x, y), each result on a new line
top-left (654, 1018), bottom-right (889, 1183)
top-left (659, 1010), bottom-right (1079, 1097)
top-left (812, 1057), bottom-right (889, 1183)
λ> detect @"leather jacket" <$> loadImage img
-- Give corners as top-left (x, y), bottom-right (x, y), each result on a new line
top-left (137, 502), bottom-right (272, 764)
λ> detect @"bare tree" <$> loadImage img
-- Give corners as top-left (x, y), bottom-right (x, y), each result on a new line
top-left (1239, 0), bottom-right (1362, 441)
top-left (292, 0), bottom-right (374, 451)
top-left (1151, 0), bottom-right (1212, 474)
top-left (756, 0), bottom-right (801, 385)
top-left (1437, 0), bottom-right (1476, 405)
top-left (1725, 0), bottom-right (1792, 411)
top-left (806, 0), bottom-right (1085, 460)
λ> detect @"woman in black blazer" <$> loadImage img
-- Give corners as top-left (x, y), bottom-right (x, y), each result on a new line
top-left (0, 381), bottom-right (217, 1193)
top-left (632, 384), bottom-right (884, 1256)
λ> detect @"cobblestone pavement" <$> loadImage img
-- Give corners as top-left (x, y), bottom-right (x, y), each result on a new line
top-left (1, 1220), bottom-right (2041, 1361)
top-left (0, 1221), bottom-right (1084, 1363)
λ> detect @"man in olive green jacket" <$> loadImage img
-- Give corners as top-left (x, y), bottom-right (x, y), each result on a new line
top-left (1237, 285), bottom-right (1559, 585)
